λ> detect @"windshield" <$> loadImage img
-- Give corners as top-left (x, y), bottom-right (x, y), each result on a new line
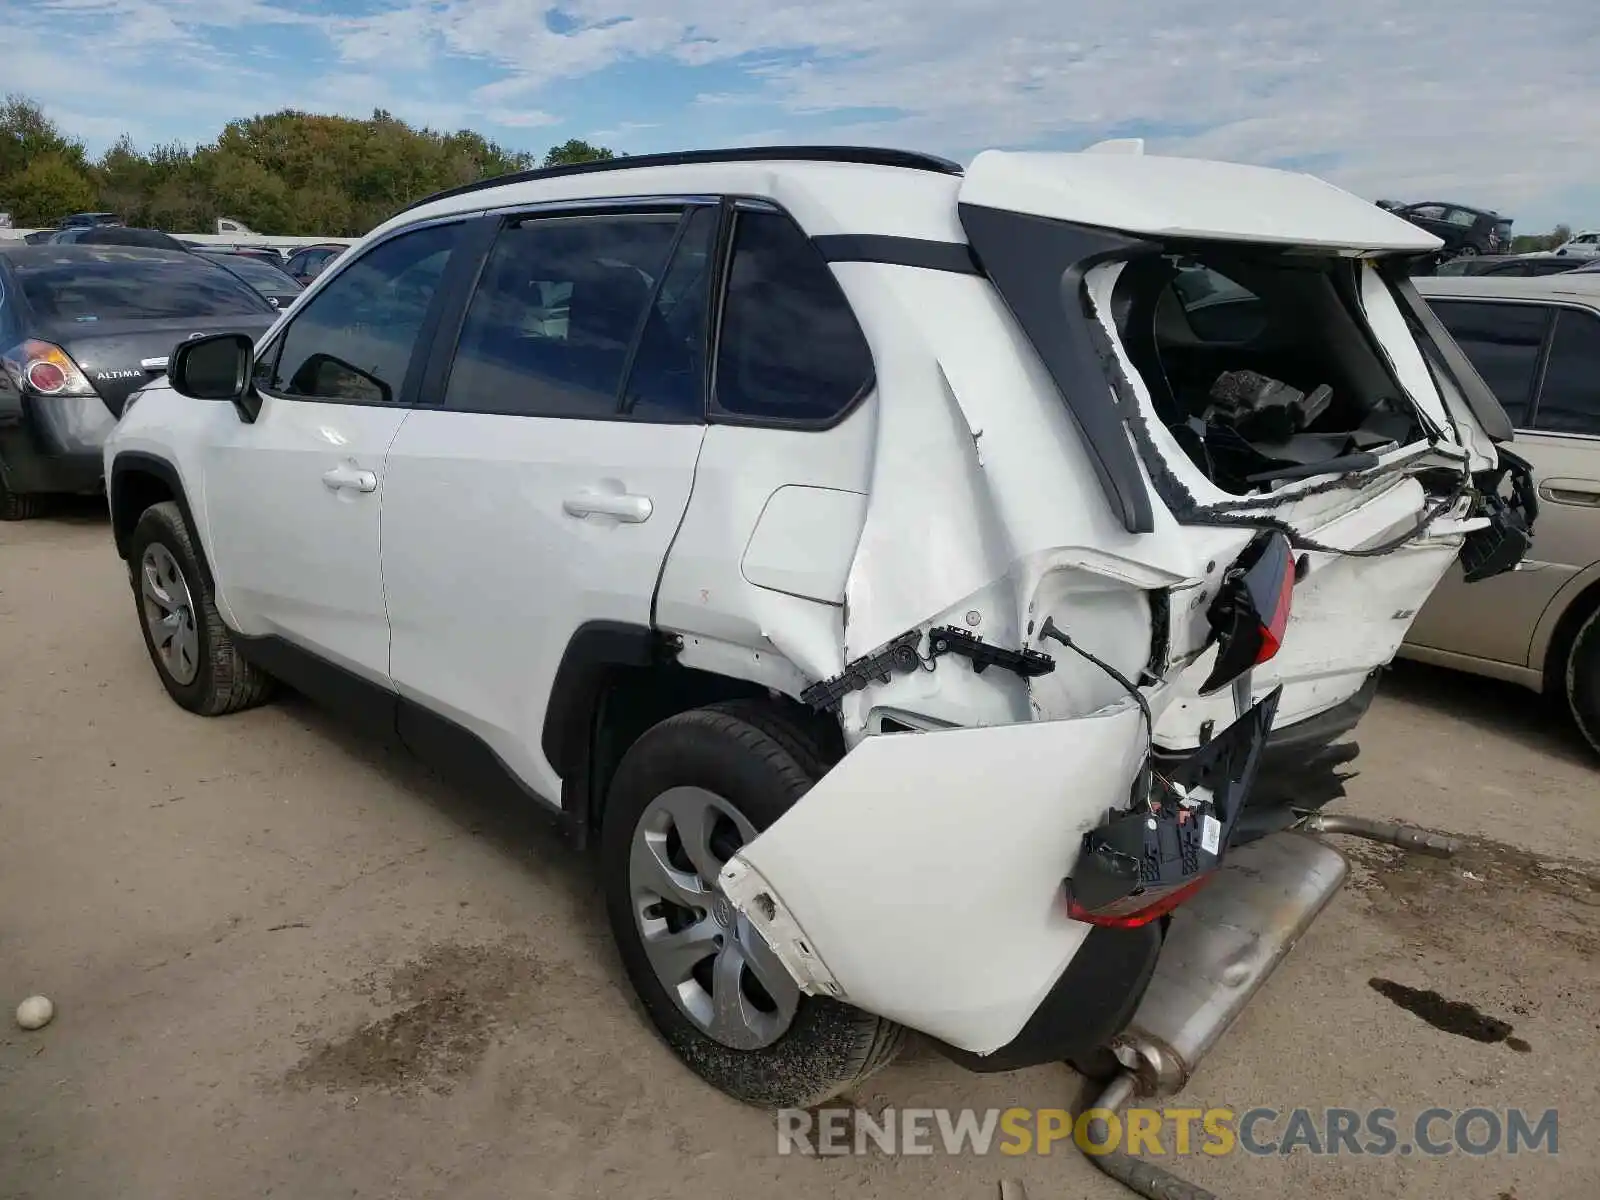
top-left (210, 255), bottom-right (300, 293)
top-left (18, 254), bottom-right (275, 321)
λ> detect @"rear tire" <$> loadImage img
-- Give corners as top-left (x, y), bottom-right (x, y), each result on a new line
top-left (1564, 607), bottom-right (1600, 757)
top-left (0, 476), bottom-right (46, 521)
top-left (601, 700), bottom-right (904, 1107)
top-left (128, 501), bottom-right (275, 716)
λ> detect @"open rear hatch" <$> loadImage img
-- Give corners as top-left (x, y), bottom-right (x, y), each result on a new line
top-left (956, 149), bottom-right (1533, 737)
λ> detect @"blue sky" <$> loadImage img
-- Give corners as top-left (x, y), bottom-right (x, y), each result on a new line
top-left (4, 0), bottom-right (1598, 230)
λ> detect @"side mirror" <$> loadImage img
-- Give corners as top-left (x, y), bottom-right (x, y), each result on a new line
top-left (169, 332), bottom-right (252, 402)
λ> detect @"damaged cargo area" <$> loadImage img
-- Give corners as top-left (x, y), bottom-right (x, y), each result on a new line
top-left (1107, 249), bottom-right (1438, 496)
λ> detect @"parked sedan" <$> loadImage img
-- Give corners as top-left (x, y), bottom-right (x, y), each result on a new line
top-left (1553, 231), bottom-right (1600, 259)
top-left (195, 250), bottom-right (303, 309)
top-left (1388, 201), bottom-right (1513, 257)
top-left (0, 246), bottom-right (278, 519)
top-left (1403, 273), bottom-right (1600, 750)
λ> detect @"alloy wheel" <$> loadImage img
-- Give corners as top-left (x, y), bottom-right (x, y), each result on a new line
top-left (629, 786), bottom-right (800, 1050)
top-left (139, 543), bottom-right (200, 685)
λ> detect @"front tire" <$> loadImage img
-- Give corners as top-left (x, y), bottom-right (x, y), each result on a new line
top-left (128, 501), bottom-right (274, 716)
top-left (601, 701), bottom-right (904, 1107)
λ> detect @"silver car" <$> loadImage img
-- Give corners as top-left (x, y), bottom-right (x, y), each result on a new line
top-left (1404, 274), bottom-right (1600, 751)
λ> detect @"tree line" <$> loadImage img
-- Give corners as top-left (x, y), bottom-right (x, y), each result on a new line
top-left (0, 94), bottom-right (615, 236)
top-left (1, 93), bottom-right (1581, 247)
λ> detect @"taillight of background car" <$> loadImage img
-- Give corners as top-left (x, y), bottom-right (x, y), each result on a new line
top-left (1, 340), bottom-right (97, 397)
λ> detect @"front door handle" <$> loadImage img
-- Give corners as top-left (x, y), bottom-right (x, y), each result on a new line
top-left (1537, 478), bottom-right (1600, 507)
top-left (322, 462), bottom-right (378, 493)
top-left (563, 488), bottom-right (653, 523)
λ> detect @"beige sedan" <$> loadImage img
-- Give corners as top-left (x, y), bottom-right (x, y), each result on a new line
top-left (1404, 273), bottom-right (1600, 751)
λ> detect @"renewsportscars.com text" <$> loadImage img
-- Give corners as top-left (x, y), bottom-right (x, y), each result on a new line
top-left (777, 1106), bottom-right (1559, 1158)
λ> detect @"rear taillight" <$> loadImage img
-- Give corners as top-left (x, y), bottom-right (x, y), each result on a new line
top-left (1198, 531), bottom-right (1296, 695)
top-left (1068, 873), bottom-right (1213, 928)
top-left (1, 340), bottom-right (97, 398)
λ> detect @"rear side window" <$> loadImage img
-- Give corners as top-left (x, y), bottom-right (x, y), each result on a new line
top-left (444, 211), bottom-right (684, 419)
top-left (713, 209), bottom-right (874, 424)
top-left (1532, 309), bottom-right (1600, 436)
top-left (16, 254), bottom-right (272, 322)
top-left (259, 222), bottom-right (459, 404)
top-left (1428, 300), bottom-right (1548, 426)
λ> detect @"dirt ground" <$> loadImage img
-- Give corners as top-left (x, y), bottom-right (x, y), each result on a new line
top-left (3, 510), bottom-right (1597, 1200)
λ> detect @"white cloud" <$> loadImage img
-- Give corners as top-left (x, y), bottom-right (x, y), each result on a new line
top-left (421, 0), bottom-right (1600, 220)
top-left (4, 0), bottom-right (1598, 225)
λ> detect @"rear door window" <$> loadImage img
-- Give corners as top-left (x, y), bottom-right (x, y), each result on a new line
top-left (1531, 309), bottom-right (1600, 436)
top-left (1428, 300), bottom-right (1549, 426)
top-left (16, 253), bottom-right (272, 321)
top-left (621, 206), bottom-right (717, 422)
top-left (258, 222), bottom-right (460, 404)
top-left (443, 210), bottom-right (686, 419)
top-left (712, 208), bottom-right (874, 424)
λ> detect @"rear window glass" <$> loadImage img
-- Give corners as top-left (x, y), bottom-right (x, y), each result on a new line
top-left (18, 254), bottom-right (273, 322)
top-left (210, 255), bottom-right (299, 292)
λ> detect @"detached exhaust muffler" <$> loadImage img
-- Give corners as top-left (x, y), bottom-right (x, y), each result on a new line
top-left (1078, 818), bottom-right (1456, 1200)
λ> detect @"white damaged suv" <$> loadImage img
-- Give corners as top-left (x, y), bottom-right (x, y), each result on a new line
top-left (105, 145), bottom-right (1531, 1106)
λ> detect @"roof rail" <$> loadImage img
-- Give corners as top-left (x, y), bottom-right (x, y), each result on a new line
top-left (398, 145), bottom-right (965, 215)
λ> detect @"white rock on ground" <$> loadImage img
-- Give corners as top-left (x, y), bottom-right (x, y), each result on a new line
top-left (16, 995), bottom-right (54, 1030)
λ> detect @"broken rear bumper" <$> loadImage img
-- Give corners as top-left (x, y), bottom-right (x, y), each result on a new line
top-left (720, 690), bottom-right (1283, 1058)
top-left (719, 705), bottom-right (1149, 1054)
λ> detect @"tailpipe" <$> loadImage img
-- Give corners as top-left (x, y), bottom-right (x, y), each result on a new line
top-left (1079, 832), bottom-right (1349, 1199)
top-left (1298, 813), bottom-right (1461, 857)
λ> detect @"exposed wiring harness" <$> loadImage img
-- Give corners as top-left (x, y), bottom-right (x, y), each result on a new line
top-left (1038, 615), bottom-right (1156, 802)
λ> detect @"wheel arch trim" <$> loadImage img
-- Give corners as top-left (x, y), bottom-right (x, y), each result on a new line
top-left (542, 620), bottom-right (664, 781)
top-left (108, 451), bottom-right (215, 591)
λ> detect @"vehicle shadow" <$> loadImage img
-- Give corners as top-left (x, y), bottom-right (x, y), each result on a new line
top-left (1380, 659), bottom-right (1594, 768)
top-left (269, 689), bottom-right (618, 968)
top-left (40, 493), bottom-right (112, 524)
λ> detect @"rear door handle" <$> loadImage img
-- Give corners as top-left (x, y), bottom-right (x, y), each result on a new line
top-left (1537, 478), bottom-right (1600, 507)
top-left (563, 489), bottom-right (653, 523)
top-left (322, 463), bottom-right (378, 493)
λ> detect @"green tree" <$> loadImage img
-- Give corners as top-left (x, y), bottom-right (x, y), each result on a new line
top-left (543, 138), bottom-right (616, 168)
top-left (2, 152), bottom-right (98, 226)
top-left (0, 95), bottom-right (613, 235)
top-left (96, 134), bottom-right (154, 223)
top-left (0, 94), bottom-right (89, 183)
top-left (1511, 224), bottom-right (1572, 254)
